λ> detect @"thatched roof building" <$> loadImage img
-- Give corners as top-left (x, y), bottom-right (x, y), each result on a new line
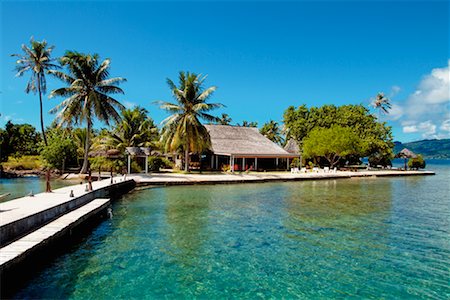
top-left (284, 139), bottom-right (300, 155)
top-left (204, 125), bottom-right (296, 158)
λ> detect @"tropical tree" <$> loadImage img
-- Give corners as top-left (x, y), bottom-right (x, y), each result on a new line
top-left (302, 125), bottom-right (362, 168)
top-left (158, 71), bottom-right (223, 172)
top-left (371, 92), bottom-right (392, 116)
top-left (260, 120), bottom-right (283, 145)
top-left (239, 120), bottom-right (258, 127)
top-left (218, 113), bottom-right (232, 125)
top-left (49, 51), bottom-right (126, 174)
top-left (108, 106), bottom-right (159, 152)
top-left (12, 38), bottom-right (59, 146)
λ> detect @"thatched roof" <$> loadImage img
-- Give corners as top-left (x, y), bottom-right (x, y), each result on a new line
top-left (395, 148), bottom-right (417, 159)
top-left (125, 147), bottom-right (153, 156)
top-left (284, 139), bottom-right (300, 154)
top-left (88, 149), bottom-right (121, 158)
top-left (204, 125), bottom-right (298, 157)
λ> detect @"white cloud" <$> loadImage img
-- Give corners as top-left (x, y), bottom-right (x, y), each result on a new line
top-left (124, 101), bottom-right (137, 109)
top-left (402, 120), bottom-right (438, 139)
top-left (440, 119), bottom-right (450, 133)
top-left (386, 103), bottom-right (403, 121)
top-left (398, 60), bottom-right (450, 139)
top-left (403, 125), bottom-right (418, 133)
top-left (389, 85), bottom-right (401, 98)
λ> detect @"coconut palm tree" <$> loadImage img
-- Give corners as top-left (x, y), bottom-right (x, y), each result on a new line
top-left (371, 92), bottom-right (392, 117)
top-left (218, 113), bottom-right (232, 125)
top-left (49, 51), bottom-right (126, 174)
top-left (260, 120), bottom-right (283, 145)
top-left (157, 71), bottom-right (223, 172)
top-left (12, 38), bottom-right (59, 146)
top-left (108, 106), bottom-right (159, 152)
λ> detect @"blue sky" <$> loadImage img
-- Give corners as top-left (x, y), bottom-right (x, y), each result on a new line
top-left (1, 0), bottom-right (449, 142)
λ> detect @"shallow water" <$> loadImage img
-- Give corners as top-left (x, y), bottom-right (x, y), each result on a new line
top-left (8, 162), bottom-right (450, 299)
top-left (0, 177), bottom-right (77, 202)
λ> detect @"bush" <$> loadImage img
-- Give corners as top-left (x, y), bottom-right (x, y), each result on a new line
top-left (290, 158), bottom-right (300, 168)
top-left (148, 156), bottom-right (165, 172)
top-left (408, 155), bottom-right (426, 170)
top-left (2, 155), bottom-right (43, 170)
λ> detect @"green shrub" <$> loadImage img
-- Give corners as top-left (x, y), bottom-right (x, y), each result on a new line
top-left (290, 158), bottom-right (300, 168)
top-left (221, 164), bottom-right (231, 172)
top-left (408, 155), bottom-right (426, 170)
top-left (2, 155), bottom-right (43, 170)
top-left (148, 156), bottom-right (165, 172)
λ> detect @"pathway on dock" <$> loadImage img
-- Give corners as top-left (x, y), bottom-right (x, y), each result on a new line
top-left (129, 169), bottom-right (435, 186)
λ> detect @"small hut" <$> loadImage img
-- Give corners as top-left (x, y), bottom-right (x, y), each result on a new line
top-left (395, 148), bottom-right (417, 170)
top-left (125, 147), bottom-right (153, 174)
top-left (284, 139), bottom-right (301, 167)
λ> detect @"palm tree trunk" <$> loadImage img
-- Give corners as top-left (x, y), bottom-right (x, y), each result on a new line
top-left (37, 74), bottom-right (48, 146)
top-left (184, 148), bottom-right (189, 172)
top-left (80, 121), bottom-right (91, 174)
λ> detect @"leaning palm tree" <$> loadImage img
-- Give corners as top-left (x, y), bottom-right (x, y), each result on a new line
top-left (371, 92), bottom-right (392, 117)
top-left (157, 71), bottom-right (223, 172)
top-left (12, 38), bottom-right (59, 146)
top-left (49, 51), bottom-right (126, 174)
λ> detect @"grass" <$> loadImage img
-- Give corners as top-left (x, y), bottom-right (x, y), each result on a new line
top-left (2, 155), bottom-right (44, 170)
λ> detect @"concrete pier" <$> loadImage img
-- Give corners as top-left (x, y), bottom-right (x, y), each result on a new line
top-left (0, 178), bottom-right (135, 247)
top-left (129, 169), bottom-right (435, 186)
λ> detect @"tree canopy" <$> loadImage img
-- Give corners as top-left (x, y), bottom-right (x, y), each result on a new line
top-left (302, 125), bottom-right (363, 167)
top-left (283, 104), bottom-right (394, 164)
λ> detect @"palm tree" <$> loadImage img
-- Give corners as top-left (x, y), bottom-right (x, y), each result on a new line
top-left (239, 120), bottom-right (258, 127)
top-left (260, 120), bottom-right (283, 145)
top-left (157, 71), bottom-right (223, 172)
top-left (371, 92), bottom-right (392, 117)
top-left (218, 113), bottom-right (232, 125)
top-left (12, 38), bottom-right (59, 146)
top-left (49, 51), bottom-right (126, 174)
top-left (108, 106), bottom-right (159, 152)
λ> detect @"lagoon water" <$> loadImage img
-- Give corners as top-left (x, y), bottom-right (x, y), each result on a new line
top-left (6, 161), bottom-right (450, 299)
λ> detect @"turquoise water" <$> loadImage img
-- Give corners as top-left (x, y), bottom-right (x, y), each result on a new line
top-left (8, 162), bottom-right (450, 299)
top-left (0, 177), bottom-right (77, 202)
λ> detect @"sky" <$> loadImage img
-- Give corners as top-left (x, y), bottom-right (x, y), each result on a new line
top-left (1, 0), bottom-right (449, 143)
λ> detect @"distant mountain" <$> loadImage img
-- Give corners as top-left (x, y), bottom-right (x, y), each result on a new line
top-left (394, 139), bottom-right (450, 159)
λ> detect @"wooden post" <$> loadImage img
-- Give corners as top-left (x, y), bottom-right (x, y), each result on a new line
top-left (145, 156), bottom-right (148, 174)
top-left (255, 157), bottom-right (258, 171)
top-left (243, 157), bottom-right (246, 171)
top-left (231, 155), bottom-right (234, 172)
top-left (127, 155), bottom-right (131, 174)
top-left (276, 158), bottom-right (279, 170)
top-left (211, 155), bottom-right (214, 169)
top-left (287, 158), bottom-right (289, 170)
top-left (216, 155), bottom-right (218, 170)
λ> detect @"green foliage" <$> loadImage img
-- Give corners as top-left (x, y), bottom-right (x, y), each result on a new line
top-left (408, 155), bottom-right (426, 170)
top-left (260, 120), bottom-right (284, 145)
top-left (368, 152), bottom-right (392, 167)
top-left (0, 121), bottom-right (41, 162)
top-left (221, 164), bottom-right (231, 172)
top-left (49, 51), bottom-right (126, 173)
top-left (283, 104), bottom-right (394, 161)
top-left (303, 125), bottom-right (362, 167)
top-left (218, 113), bottom-right (232, 125)
top-left (158, 71), bottom-right (223, 171)
top-left (12, 38), bottom-right (59, 145)
top-left (2, 155), bottom-right (44, 170)
top-left (147, 156), bottom-right (172, 172)
top-left (39, 128), bottom-right (77, 170)
top-left (239, 121), bottom-right (258, 127)
top-left (108, 106), bottom-right (159, 152)
top-left (394, 139), bottom-right (450, 159)
top-left (290, 157), bottom-right (301, 168)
